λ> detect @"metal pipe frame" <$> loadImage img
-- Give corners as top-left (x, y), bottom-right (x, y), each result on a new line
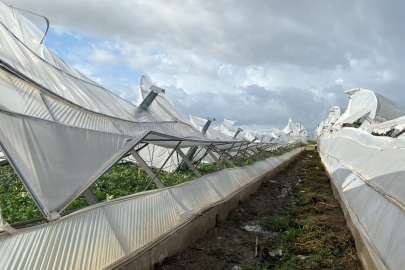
top-left (202, 146), bottom-right (225, 170)
top-left (143, 141), bottom-right (182, 190)
top-left (175, 148), bottom-right (202, 177)
top-left (83, 187), bottom-right (98, 205)
top-left (210, 147), bottom-right (236, 168)
top-left (9, 5), bottom-right (50, 44)
top-left (130, 149), bottom-right (165, 189)
top-left (185, 144), bottom-right (214, 179)
top-left (149, 141), bottom-right (181, 188)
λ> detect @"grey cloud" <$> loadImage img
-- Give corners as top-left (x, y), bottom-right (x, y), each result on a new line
top-left (165, 83), bottom-right (344, 132)
top-left (9, 0), bottom-right (405, 132)
top-left (8, 0), bottom-right (395, 68)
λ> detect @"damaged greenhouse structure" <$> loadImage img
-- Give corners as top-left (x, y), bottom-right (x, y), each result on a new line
top-left (0, 3), bottom-right (307, 270)
top-left (317, 88), bottom-right (405, 269)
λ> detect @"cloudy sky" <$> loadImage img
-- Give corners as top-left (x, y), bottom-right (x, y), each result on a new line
top-left (11, 0), bottom-right (405, 135)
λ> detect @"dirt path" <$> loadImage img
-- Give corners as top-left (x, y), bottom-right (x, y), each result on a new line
top-left (155, 149), bottom-right (362, 270)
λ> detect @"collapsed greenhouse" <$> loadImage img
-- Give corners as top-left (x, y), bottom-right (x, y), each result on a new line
top-left (317, 88), bottom-right (405, 269)
top-left (0, 3), bottom-right (308, 270)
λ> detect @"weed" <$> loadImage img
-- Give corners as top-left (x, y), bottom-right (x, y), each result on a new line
top-left (263, 215), bottom-right (291, 232)
top-left (281, 228), bottom-right (298, 241)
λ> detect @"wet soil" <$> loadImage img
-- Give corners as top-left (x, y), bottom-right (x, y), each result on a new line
top-left (155, 150), bottom-right (361, 270)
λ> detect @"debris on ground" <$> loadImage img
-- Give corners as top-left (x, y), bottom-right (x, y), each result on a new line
top-left (242, 225), bottom-right (262, 232)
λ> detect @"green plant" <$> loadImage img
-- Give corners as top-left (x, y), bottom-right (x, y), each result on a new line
top-left (263, 215), bottom-right (291, 231)
top-left (281, 229), bottom-right (298, 241)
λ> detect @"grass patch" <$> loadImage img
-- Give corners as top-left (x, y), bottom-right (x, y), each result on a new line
top-left (274, 151), bottom-right (362, 270)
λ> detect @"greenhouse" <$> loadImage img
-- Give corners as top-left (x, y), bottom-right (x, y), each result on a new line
top-left (0, 3), bottom-right (307, 269)
top-left (317, 88), bottom-right (405, 269)
top-left (5, 0), bottom-right (405, 269)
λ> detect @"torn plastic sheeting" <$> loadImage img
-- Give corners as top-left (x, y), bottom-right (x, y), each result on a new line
top-left (365, 116), bottom-right (405, 134)
top-left (334, 107), bottom-right (371, 126)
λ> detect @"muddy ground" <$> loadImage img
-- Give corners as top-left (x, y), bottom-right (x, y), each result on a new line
top-left (155, 149), bottom-right (362, 270)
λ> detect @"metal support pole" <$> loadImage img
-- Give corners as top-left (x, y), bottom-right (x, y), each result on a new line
top-left (203, 146), bottom-right (225, 169)
top-left (154, 142), bottom-right (181, 177)
top-left (135, 143), bottom-right (149, 152)
top-left (226, 143), bottom-right (236, 157)
top-left (176, 148), bottom-right (202, 177)
top-left (10, 5), bottom-right (49, 44)
top-left (144, 141), bottom-right (182, 190)
top-left (83, 187), bottom-right (98, 205)
top-left (240, 148), bottom-right (255, 163)
top-left (186, 145), bottom-right (212, 179)
top-left (130, 149), bottom-right (165, 188)
top-left (258, 146), bottom-right (271, 158)
top-left (223, 143), bottom-right (245, 166)
top-left (201, 118), bottom-right (215, 135)
top-left (249, 146), bottom-right (264, 160)
top-left (249, 146), bottom-right (263, 160)
top-left (231, 142), bottom-right (245, 166)
top-left (140, 85), bottom-right (165, 109)
top-left (211, 147), bottom-right (236, 167)
top-left (177, 146), bottom-right (198, 172)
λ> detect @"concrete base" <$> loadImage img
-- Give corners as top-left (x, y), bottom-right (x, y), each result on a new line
top-left (117, 149), bottom-right (303, 270)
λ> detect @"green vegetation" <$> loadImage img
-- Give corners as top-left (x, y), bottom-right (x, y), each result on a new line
top-left (0, 165), bottom-right (42, 223)
top-left (0, 145), bottom-right (300, 225)
top-left (263, 215), bottom-right (292, 232)
top-left (0, 163), bottom-right (217, 223)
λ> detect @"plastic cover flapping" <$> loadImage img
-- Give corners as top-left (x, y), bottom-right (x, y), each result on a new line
top-left (334, 107), bottom-right (371, 125)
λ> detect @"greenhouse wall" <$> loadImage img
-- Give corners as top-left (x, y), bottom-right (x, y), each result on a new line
top-left (318, 129), bottom-right (405, 270)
